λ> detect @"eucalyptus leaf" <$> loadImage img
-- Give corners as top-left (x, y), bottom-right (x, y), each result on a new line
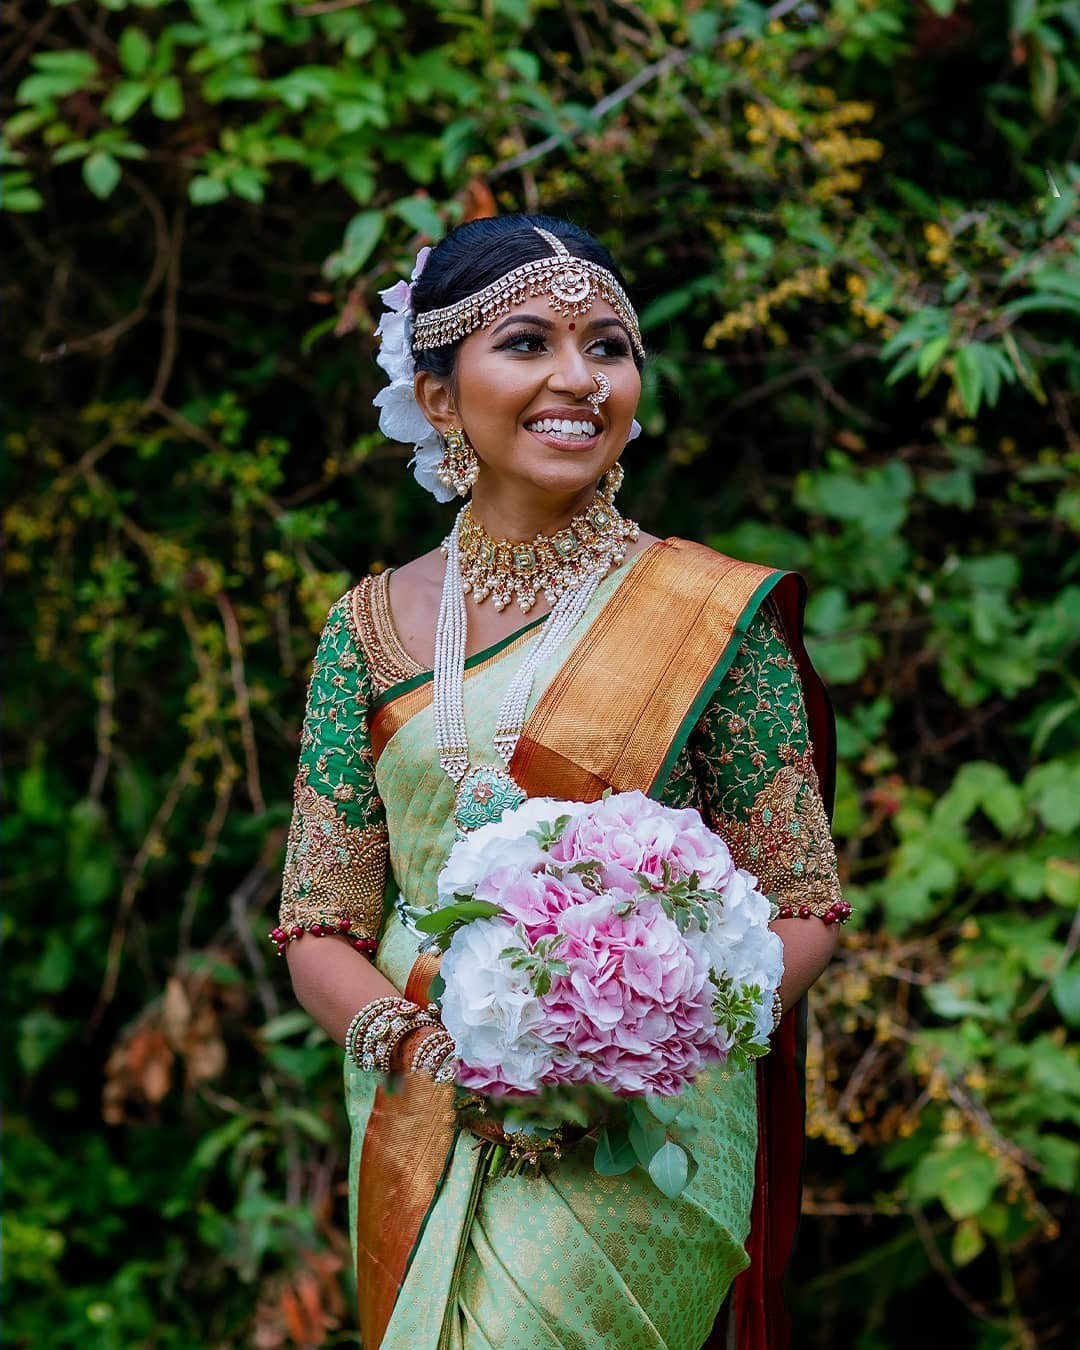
top-left (648, 1141), bottom-right (690, 1199)
top-left (594, 1128), bottom-right (638, 1176)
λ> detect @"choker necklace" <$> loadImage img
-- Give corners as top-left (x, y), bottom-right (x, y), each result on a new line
top-left (434, 507), bottom-right (609, 833)
top-left (455, 492), bottom-right (639, 614)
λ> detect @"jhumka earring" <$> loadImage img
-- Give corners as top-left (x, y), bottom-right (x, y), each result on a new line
top-left (437, 426), bottom-right (479, 497)
top-left (601, 460), bottom-right (624, 503)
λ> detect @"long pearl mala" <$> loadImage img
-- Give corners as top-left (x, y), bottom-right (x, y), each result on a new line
top-left (433, 519), bottom-right (470, 783)
top-left (434, 509), bottom-right (604, 787)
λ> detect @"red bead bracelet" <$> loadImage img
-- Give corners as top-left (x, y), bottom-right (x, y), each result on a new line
top-left (268, 918), bottom-right (378, 958)
top-left (775, 899), bottom-right (852, 924)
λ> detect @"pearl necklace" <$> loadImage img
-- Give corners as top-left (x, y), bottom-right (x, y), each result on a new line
top-left (434, 506), bottom-right (605, 832)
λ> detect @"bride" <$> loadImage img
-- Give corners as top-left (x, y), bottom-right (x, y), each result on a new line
top-left (276, 213), bottom-right (849, 1349)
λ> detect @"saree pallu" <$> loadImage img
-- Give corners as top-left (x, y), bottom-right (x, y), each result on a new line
top-left (348, 540), bottom-right (835, 1350)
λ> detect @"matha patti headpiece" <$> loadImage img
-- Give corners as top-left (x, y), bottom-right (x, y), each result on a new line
top-left (411, 227), bottom-right (646, 361)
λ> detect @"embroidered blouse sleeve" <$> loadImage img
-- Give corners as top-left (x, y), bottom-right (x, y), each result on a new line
top-left (277, 590), bottom-right (389, 945)
top-left (686, 600), bottom-right (846, 919)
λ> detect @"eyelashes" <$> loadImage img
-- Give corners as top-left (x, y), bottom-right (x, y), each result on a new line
top-left (495, 328), bottom-right (548, 352)
top-left (495, 327), bottom-right (632, 358)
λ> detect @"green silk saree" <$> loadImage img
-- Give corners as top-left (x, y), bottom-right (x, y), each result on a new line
top-left (279, 540), bottom-right (843, 1349)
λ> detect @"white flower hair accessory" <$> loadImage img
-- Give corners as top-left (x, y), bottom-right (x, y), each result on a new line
top-left (371, 246), bottom-right (459, 503)
top-left (372, 244), bottom-right (641, 501)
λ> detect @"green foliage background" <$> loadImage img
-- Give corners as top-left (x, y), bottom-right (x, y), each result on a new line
top-left (4, 0), bottom-right (1078, 1345)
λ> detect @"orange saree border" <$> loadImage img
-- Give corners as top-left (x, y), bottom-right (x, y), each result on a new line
top-left (509, 538), bottom-right (777, 797)
top-left (355, 953), bottom-right (452, 1350)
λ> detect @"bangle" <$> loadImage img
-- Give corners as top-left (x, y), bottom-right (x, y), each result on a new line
top-left (770, 989), bottom-right (784, 1034)
top-left (345, 996), bottom-right (401, 1066)
top-left (346, 997), bottom-right (444, 1074)
top-left (345, 997), bottom-right (413, 1071)
top-left (409, 1028), bottom-right (455, 1076)
top-left (375, 1009), bottom-right (440, 1074)
top-left (431, 1050), bottom-right (459, 1085)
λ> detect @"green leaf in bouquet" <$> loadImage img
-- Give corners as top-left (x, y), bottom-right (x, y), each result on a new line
top-left (566, 860), bottom-right (604, 893)
top-left (648, 1141), bottom-right (690, 1199)
top-left (501, 1108), bottom-right (561, 1138)
top-left (413, 899), bottom-right (503, 932)
top-left (527, 814), bottom-right (571, 849)
top-left (645, 1094), bottom-right (684, 1125)
top-left (628, 1105), bottom-right (667, 1166)
top-left (594, 1127), bottom-right (637, 1175)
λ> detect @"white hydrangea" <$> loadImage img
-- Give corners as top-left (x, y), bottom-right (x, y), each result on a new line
top-left (436, 796), bottom-right (590, 904)
top-left (439, 917), bottom-right (557, 1090)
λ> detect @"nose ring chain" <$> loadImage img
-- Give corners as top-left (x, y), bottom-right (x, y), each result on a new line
top-left (587, 372), bottom-right (611, 416)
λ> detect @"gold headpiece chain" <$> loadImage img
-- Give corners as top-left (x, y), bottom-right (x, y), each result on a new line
top-left (411, 227), bottom-right (645, 360)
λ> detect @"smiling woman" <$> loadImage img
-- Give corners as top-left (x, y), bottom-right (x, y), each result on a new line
top-left (277, 214), bottom-right (850, 1350)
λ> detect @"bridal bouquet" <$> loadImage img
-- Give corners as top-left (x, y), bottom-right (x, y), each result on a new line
top-left (403, 791), bottom-right (783, 1198)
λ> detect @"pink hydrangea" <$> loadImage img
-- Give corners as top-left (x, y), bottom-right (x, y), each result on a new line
top-left (473, 866), bottom-right (592, 936)
top-left (550, 789), bottom-right (735, 893)
top-left (434, 790), bottom-right (781, 1097)
top-left (534, 893), bottom-right (724, 1094)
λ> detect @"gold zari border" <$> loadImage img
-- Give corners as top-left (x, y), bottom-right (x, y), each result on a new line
top-left (509, 538), bottom-right (776, 800)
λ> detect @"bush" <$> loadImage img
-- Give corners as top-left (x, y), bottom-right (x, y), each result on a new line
top-left (4, 1), bottom-right (1077, 1344)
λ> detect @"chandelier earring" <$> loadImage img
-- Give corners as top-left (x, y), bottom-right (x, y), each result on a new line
top-left (436, 426), bottom-right (479, 497)
top-left (601, 460), bottom-right (624, 503)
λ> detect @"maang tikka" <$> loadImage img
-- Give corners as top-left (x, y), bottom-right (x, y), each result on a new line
top-left (436, 426), bottom-right (479, 497)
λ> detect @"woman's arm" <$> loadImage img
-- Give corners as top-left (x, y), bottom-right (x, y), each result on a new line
top-left (286, 937), bottom-right (403, 1046)
top-left (277, 592), bottom-right (438, 1064)
top-left (769, 914), bottom-right (838, 1011)
top-left (684, 597), bottom-right (849, 1012)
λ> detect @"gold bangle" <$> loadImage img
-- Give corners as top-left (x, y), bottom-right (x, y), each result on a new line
top-left (770, 989), bottom-right (784, 1034)
top-left (353, 998), bottom-right (416, 1072)
top-left (377, 1010), bottom-right (440, 1074)
top-left (346, 997), bottom-right (406, 1069)
top-left (409, 1028), bottom-right (454, 1076)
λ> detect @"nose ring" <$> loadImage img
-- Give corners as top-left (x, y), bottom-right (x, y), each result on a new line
top-left (587, 372), bottom-right (612, 415)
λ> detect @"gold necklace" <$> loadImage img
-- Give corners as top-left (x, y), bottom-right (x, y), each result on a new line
top-left (455, 489), bottom-right (639, 613)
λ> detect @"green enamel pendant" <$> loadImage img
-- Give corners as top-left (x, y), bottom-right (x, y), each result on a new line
top-left (453, 764), bottom-right (527, 834)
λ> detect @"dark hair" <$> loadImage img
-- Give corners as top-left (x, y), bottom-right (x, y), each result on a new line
top-left (409, 213), bottom-right (643, 379)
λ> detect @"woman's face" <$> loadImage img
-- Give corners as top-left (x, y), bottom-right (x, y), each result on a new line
top-left (420, 298), bottom-right (641, 503)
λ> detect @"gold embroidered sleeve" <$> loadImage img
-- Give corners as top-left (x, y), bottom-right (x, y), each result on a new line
top-left (278, 591), bottom-right (389, 943)
top-left (685, 600), bottom-right (846, 918)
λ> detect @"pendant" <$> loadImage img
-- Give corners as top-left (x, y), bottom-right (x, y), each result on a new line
top-left (453, 764), bottom-right (527, 834)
